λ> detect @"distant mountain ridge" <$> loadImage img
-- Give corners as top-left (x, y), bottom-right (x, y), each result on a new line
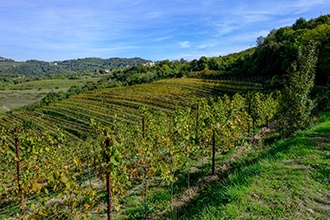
top-left (0, 57), bottom-right (151, 76)
top-left (0, 57), bottom-right (15, 61)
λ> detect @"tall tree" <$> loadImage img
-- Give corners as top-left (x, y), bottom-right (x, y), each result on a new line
top-left (278, 41), bottom-right (318, 136)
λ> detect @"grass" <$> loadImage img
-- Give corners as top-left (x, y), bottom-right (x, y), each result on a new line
top-left (0, 89), bottom-right (58, 114)
top-left (175, 113), bottom-right (330, 219)
top-left (1, 78), bottom-right (100, 90)
top-left (0, 78), bottom-right (100, 114)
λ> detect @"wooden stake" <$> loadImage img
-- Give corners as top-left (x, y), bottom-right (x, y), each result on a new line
top-left (142, 115), bottom-right (145, 139)
top-left (14, 127), bottom-right (24, 216)
top-left (212, 129), bottom-right (216, 175)
top-left (105, 137), bottom-right (112, 220)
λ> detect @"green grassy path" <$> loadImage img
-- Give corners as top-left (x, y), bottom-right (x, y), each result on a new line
top-left (179, 113), bottom-right (330, 219)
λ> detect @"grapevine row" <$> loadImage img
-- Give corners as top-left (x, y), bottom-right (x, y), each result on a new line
top-left (0, 91), bottom-right (279, 219)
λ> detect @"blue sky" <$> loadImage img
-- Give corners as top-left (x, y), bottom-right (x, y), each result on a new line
top-left (1, 0), bottom-right (329, 62)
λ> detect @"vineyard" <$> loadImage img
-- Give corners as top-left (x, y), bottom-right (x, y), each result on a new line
top-left (1, 14), bottom-right (329, 219)
top-left (1, 78), bottom-right (265, 139)
top-left (0, 77), bottom-right (280, 219)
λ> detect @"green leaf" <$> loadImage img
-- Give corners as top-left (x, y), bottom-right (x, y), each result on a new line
top-left (60, 174), bottom-right (69, 184)
top-left (111, 157), bottom-right (119, 166)
top-left (31, 181), bottom-right (43, 193)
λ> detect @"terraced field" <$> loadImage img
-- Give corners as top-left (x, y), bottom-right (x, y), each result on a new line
top-left (1, 78), bottom-right (263, 139)
top-left (0, 77), bottom-right (268, 219)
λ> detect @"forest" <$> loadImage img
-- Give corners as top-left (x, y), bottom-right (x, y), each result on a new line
top-left (0, 57), bottom-right (150, 77)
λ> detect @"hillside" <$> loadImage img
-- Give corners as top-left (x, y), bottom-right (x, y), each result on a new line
top-left (0, 77), bottom-right (273, 219)
top-left (0, 57), bottom-right (150, 76)
top-left (0, 78), bottom-right (263, 139)
top-left (1, 91), bottom-right (328, 219)
top-left (0, 78), bottom-right (101, 114)
top-left (184, 15), bottom-right (330, 88)
top-left (179, 112), bottom-right (330, 219)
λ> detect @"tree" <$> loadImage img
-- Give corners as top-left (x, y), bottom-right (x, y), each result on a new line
top-left (278, 41), bottom-right (318, 136)
top-left (256, 36), bottom-right (265, 46)
top-left (198, 56), bottom-right (209, 70)
top-left (292, 17), bottom-right (308, 30)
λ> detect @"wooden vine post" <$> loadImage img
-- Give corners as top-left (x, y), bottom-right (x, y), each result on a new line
top-left (212, 129), bottom-right (216, 175)
top-left (14, 127), bottom-right (24, 216)
top-left (248, 99), bottom-right (252, 134)
top-left (142, 115), bottom-right (145, 139)
top-left (105, 137), bottom-right (112, 220)
top-left (141, 114), bottom-right (149, 220)
top-left (195, 103), bottom-right (199, 145)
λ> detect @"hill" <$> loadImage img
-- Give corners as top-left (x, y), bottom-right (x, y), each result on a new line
top-left (0, 57), bottom-right (151, 76)
top-left (0, 78), bottom-right (263, 139)
top-left (185, 15), bottom-right (330, 87)
top-left (0, 77), bottom-right (273, 219)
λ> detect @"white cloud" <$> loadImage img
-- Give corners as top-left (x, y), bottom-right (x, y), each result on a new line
top-left (154, 36), bottom-right (172, 42)
top-left (180, 41), bottom-right (191, 48)
top-left (146, 11), bottom-right (163, 18)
